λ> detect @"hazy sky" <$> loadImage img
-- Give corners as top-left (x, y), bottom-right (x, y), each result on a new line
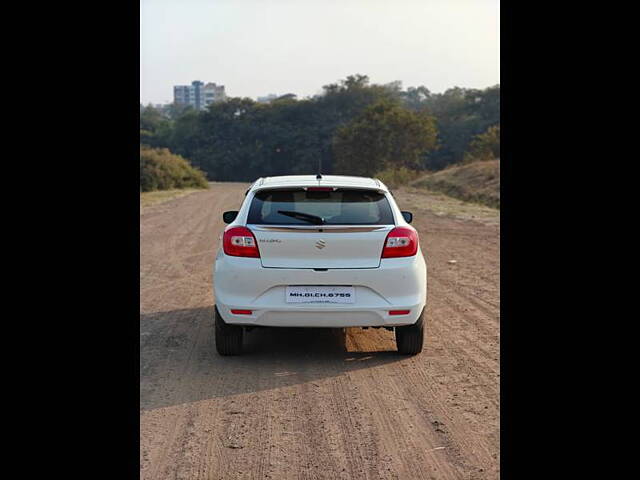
top-left (140, 0), bottom-right (499, 105)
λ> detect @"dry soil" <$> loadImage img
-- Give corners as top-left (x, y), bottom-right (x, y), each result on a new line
top-left (140, 183), bottom-right (500, 480)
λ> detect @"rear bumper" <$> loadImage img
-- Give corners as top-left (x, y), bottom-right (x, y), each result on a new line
top-left (216, 303), bottom-right (424, 327)
top-left (214, 251), bottom-right (427, 327)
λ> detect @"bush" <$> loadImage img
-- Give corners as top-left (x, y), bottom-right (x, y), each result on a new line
top-left (140, 146), bottom-right (209, 192)
top-left (463, 124), bottom-right (500, 164)
top-left (374, 166), bottom-right (422, 189)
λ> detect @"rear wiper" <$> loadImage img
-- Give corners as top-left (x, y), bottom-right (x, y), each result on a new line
top-left (277, 210), bottom-right (324, 225)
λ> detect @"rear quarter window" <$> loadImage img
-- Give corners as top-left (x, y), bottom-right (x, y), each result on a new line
top-left (247, 188), bottom-right (395, 225)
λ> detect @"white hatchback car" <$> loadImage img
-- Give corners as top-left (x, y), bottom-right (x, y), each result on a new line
top-left (213, 175), bottom-right (427, 355)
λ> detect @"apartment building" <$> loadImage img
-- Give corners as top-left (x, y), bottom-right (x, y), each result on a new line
top-left (173, 81), bottom-right (227, 110)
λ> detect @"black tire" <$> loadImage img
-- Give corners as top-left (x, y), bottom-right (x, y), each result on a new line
top-left (395, 309), bottom-right (425, 355)
top-left (214, 306), bottom-right (243, 355)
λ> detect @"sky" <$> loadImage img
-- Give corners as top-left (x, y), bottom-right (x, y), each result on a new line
top-left (140, 0), bottom-right (499, 105)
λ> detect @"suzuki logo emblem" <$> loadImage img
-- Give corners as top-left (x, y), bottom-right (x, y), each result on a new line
top-left (315, 240), bottom-right (326, 249)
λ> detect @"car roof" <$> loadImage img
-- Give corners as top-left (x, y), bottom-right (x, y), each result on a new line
top-left (248, 175), bottom-right (389, 193)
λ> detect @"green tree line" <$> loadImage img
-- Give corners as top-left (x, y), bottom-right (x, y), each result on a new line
top-left (140, 75), bottom-right (499, 181)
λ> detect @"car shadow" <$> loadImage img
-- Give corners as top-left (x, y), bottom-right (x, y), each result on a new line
top-left (140, 307), bottom-right (406, 411)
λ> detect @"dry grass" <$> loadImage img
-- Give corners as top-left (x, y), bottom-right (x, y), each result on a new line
top-left (395, 186), bottom-right (499, 226)
top-left (374, 166), bottom-right (421, 189)
top-left (411, 159), bottom-right (500, 209)
top-left (140, 188), bottom-right (202, 210)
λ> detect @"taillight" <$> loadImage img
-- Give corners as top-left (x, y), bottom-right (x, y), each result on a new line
top-left (381, 226), bottom-right (419, 258)
top-left (223, 226), bottom-right (260, 258)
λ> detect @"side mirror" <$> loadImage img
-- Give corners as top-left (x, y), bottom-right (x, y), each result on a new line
top-left (223, 211), bottom-right (239, 224)
top-left (401, 211), bottom-right (413, 224)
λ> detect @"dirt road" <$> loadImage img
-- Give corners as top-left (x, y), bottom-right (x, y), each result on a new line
top-left (140, 183), bottom-right (500, 480)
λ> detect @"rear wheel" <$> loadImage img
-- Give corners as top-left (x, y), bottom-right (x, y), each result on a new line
top-left (215, 306), bottom-right (243, 355)
top-left (395, 309), bottom-right (425, 355)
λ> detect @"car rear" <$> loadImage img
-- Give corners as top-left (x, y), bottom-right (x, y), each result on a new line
top-left (213, 176), bottom-right (427, 354)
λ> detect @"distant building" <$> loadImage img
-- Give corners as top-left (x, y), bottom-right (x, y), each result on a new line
top-left (257, 94), bottom-right (278, 104)
top-left (174, 81), bottom-right (227, 110)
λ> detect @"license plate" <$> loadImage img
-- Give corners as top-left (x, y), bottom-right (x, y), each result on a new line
top-left (285, 286), bottom-right (355, 304)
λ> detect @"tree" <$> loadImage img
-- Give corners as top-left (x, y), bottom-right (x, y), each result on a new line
top-left (165, 102), bottom-right (195, 120)
top-left (416, 85), bottom-right (500, 169)
top-left (140, 105), bottom-right (168, 133)
top-left (464, 124), bottom-right (500, 163)
top-left (140, 105), bottom-right (171, 148)
top-left (332, 101), bottom-right (438, 177)
top-left (401, 86), bottom-right (432, 111)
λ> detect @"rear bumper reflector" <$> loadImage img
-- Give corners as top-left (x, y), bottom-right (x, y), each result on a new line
top-left (389, 310), bottom-right (410, 316)
top-left (231, 309), bottom-right (252, 315)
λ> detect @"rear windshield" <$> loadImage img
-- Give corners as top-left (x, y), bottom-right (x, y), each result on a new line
top-left (247, 188), bottom-right (395, 225)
